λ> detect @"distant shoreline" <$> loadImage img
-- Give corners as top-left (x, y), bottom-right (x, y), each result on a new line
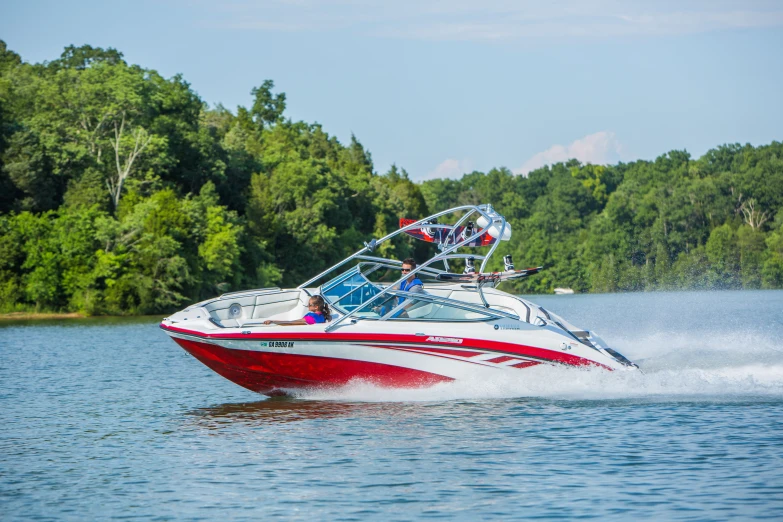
top-left (0, 312), bottom-right (164, 322)
top-left (0, 312), bottom-right (88, 321)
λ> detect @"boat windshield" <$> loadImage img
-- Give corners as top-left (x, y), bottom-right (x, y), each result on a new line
top-left (385, 292), bottom-right (498, 321)
top-left (320, 266), bottom-right (384, 313)
top-left (320, 261), bottom-right (521, 322)
top-left (341, 290), bottom-right (518, 322)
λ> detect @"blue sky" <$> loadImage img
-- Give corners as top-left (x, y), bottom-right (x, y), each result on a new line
top-left (1, 0), bottom-right (782, 180)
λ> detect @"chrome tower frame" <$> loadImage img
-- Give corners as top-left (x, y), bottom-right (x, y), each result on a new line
top-left (294, 204), bottom-right (512, 332)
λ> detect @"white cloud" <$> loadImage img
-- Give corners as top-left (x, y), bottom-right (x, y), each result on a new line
top-left (514, 131), bottom-right (622, 175)
top-left (206, 1), bottom-right (783, 42)
top-left (425, 158), bottom-right (474, 180)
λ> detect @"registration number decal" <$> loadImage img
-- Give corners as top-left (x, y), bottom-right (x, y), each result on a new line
top-left (259, 341), bottom-right (294, 348)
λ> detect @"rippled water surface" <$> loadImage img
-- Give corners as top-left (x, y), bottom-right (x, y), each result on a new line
top-left (2, 291), bottom-right (783, 520)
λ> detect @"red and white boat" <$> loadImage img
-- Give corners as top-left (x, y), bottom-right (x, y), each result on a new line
top-left (161, 204), bottom-right (637, 396)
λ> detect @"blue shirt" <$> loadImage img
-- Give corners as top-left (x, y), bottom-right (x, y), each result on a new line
top-left (398, 278), bottom-right (423, 304)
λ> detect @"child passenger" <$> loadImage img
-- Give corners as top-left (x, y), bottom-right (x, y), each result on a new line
top-left (263, 295), bottom-right (332, 325)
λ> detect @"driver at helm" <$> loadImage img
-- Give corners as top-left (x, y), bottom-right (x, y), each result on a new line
top-left (376, 258), bottom-right (425, 318)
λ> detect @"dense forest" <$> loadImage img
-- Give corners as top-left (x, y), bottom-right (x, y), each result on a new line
top-left (1, 42), bottom-right (782, 315)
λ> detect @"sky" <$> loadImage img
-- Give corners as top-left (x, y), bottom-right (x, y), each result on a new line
top-left (1, 0), bottom-right (782, 181)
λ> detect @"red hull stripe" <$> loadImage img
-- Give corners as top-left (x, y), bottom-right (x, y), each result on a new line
top-left (360, 345), bottom-right (543, 370)
top-left (512, 361), bottom-right (541, 369)
top-left (173, 337), bottom-right (453, 395)
top-left (161, 323), bottom-right (612, 370)
top-left (358, 344), bottom-right (490, 367)
top-left (485, 355), bottom-right (517, 364)
top-left (361, 344), bottom-right (485, 358)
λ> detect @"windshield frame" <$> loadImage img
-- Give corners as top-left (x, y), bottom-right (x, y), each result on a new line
top-left (377, 289), bottom-right (520, 322)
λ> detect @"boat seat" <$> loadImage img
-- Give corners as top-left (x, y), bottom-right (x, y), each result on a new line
top-left (255, 303), bottom-right (309, 322)
top-left (251, 290), bottom-right (304, 319)
top-left (206, 290), bottom-right (307, 326)
top-left (206, 295), bottom-right (257, 325)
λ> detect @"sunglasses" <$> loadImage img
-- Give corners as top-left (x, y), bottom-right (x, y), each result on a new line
top-left (401, 268), bottom-right (412, 272)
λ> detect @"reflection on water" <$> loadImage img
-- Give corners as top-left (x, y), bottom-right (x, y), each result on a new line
top-left (188, 398), bottom-right (379, 427)
top-left (185, 397), bottom-right (478, 429)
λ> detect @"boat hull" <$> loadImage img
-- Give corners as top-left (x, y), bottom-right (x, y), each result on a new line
top-left (173, 335), bottom-right (453, 395)
top-left (162, 323), bottom-right (615, 396)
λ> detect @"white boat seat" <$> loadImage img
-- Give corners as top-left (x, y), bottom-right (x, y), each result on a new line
top-left (251, 290), bottom-right (304, 319)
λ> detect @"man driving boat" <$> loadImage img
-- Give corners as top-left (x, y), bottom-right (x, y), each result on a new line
top-left (398, 257), bottom-right (424, 297)
top-left (375, 258), bottom-right (425, 317)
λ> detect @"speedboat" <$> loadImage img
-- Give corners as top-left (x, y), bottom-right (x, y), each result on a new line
top-left (161, 204), bottom-right (637, 396)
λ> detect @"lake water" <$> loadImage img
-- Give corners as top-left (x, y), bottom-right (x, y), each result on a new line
top-left (2, 290), bottom-right (782, 520)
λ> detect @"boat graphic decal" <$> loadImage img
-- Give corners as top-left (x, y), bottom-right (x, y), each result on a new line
top-left (359, 344), bottom-right (489, 366)
top-left (425, 336), bottom-right (463, 344)
top-left (485, 355), bottom-right (517, 364)
top-left (512, 361), bottom-right (541, 369)
top-left (359, 344), bottom-right (542, 369)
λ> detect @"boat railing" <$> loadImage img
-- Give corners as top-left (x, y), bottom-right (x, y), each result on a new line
top-left (438, 253), bottom-right (487, 260)
top-left (353, 256), bottom-right (448, 277)
top-left (354, 255), bottom-right (402, 265)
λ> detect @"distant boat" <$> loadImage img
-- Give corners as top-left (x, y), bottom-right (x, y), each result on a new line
top-left (554, 288), bottom-right (574, 295)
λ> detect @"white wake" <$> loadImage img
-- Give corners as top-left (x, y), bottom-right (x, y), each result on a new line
top-left (294, 329), bottom-right (783, 402)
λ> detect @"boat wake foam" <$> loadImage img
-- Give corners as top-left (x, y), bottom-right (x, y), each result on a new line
top-left (293, 331), bottom-right (783, 402)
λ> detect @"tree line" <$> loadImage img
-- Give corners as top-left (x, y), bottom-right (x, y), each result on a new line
top-left (0, 42), bottom-right (781, 314)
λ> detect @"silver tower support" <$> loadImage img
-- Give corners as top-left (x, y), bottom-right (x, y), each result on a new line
top-left (325, 206), bottom-right (497, 332)
top-left (298, 205), bottom-right (488, 289)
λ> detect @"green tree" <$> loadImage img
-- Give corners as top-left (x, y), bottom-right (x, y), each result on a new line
top-left (250, 80), bottom-right (286, 130)
top-left (705, 224), bottom-right (740, 288)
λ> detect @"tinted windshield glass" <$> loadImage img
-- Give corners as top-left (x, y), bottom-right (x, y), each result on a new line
top-left (321, 271), bottom-right (382, 312)
top-left (393, 299), bottom-right (494, 321)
